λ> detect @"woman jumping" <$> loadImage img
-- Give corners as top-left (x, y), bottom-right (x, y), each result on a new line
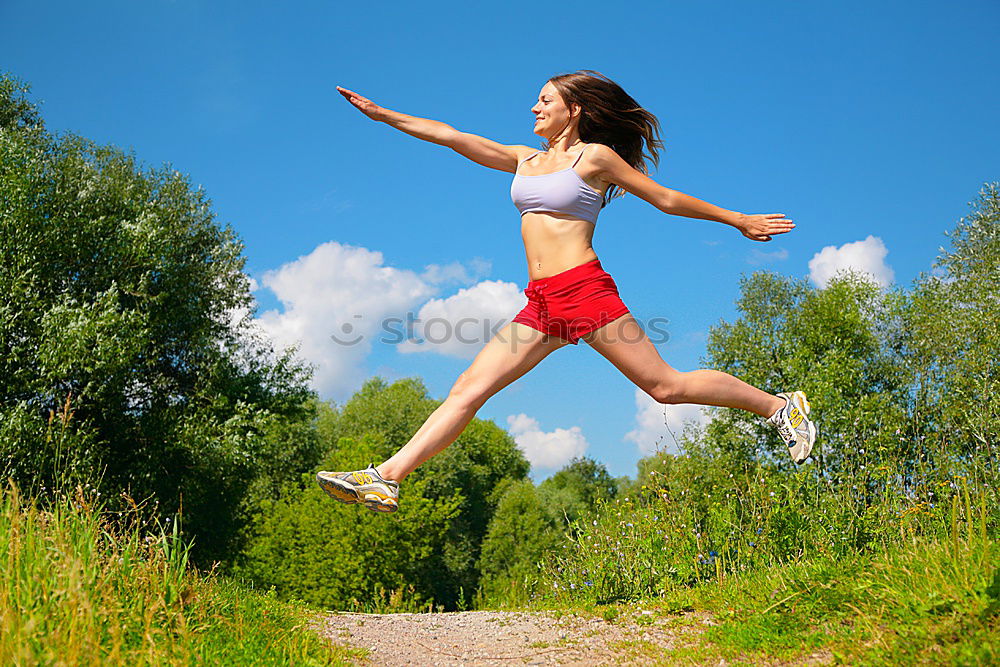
top-left (318, 70), bottom-right (817, 513)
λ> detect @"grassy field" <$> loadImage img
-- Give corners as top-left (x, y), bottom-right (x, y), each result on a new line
top-left (518, 446), bottom-right (1000, 665)
top-left (532, 533), bottom-right (998, 665)
top-left (0, 482), bottom-right (363, 666)
top-left (3, 476), bottom-right (996, 665)
top-left (3, 461), bottom-right (996, 665)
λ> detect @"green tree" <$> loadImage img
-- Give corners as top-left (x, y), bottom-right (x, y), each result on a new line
top-left (235, 432), bottom-right (463, 611)
top-left (239, 376), bottom-right (532, 609)
top-left (538, 456), bottom-right (618, 526)
top-left (477, 479), bottom-right (562, 605)
top-left (906, 183), bottom-right (1000, 456)
top-left (0, 71), bottom-right (318, 565)
top-left (703, 271), bottom-right (911, 473)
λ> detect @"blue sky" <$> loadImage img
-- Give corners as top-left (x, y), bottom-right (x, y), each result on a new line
top-left (3, 0), bottom-right (998, 480)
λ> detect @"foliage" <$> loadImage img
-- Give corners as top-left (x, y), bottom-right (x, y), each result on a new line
top-left (0, 481), bottom-right (357, 665)
top-left (703, 271), bottom-right (912, 473)
top-left (538, 455), bottom-right (619, 526)
top-left (906, 182), bottom-right (1000, 456)
top-left (238, 376), bottom-right (531, 610)
top-left (0, 74), bottom-right (40, 131)
top-left (475, 457), bottom-right (621, 607)
top-left (0, 71), bottom-right (319, 565)
top-left (236, 433), bottom-right (463, 612)
top-left (477, 479), bottom-right (563, 606)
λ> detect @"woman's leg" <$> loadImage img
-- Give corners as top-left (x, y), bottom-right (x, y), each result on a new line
top-left (579, 314), bottom-right (785, 418)
top-left (376, 322), bottom-right (573, 482)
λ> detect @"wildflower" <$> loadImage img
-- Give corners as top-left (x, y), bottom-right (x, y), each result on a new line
top-left (584, 581), bottom-right (593, 587)
top-left (769, 491), bottom-right (775, 497)
top-left (626, 523), bottom-right (634, 528)
top-left (749, 541), bottom-right (756, 547)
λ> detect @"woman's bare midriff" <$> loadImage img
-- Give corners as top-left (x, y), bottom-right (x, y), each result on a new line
top-left (521, 211), bottom-right (600, 281)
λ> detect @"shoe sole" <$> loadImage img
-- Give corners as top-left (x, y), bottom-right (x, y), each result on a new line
top-left (364, 495), bottom-right (399, 513)
top-left (791, 391), bottom-right (816, 464)
top-left (317, 474), bottom-right (360, 504)
top-left (795, 421), bottom-right (817, 464)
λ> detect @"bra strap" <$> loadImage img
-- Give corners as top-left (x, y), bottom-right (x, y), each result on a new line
top-left (570, 143), bottom-right (589, 168)
top-left (518, 151), bottom-right (541, 165)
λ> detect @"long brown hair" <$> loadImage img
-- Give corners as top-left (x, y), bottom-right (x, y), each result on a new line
top-left (545, 69), bottom-right (664, 205)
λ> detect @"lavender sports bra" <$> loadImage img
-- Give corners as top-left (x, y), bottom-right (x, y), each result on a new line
top-left (510, 143), bottom-right (606, 224)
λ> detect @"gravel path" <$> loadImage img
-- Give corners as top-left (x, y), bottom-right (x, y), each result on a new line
top-left (316, 608), bottom-right (712, 665)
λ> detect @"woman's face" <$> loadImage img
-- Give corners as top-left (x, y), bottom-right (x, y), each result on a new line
top-left (531, 81), bottom-right (578, 138)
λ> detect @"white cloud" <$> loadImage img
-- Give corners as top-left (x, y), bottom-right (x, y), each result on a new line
top-left (747, 247), bottom-right (789, 265)
top-left (396, 280), bottom-right (527, 359)
top-left (624, 388), bottom-right (712, 455)
top-left (420, 258), bottom-right (492, 285)
top-left (808, 235), bottom-right (894, 288)
top-left (506, 413), bottom-right (589, 470)
top-left (252, 241), bottom-right (489, 399)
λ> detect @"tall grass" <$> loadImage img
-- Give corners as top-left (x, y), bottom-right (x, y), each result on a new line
top-left (523, 432), bottom-right (999, 662)
top-left (0, 482), bottom-right (357, 665)
top-left (538, 432), bottom-right (998, 604)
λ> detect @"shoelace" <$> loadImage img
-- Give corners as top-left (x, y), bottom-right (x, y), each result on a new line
top-left (770, 408), bottom-right (796, 446)
top-left (775, 421), bottom-right (795, 446)
top-left (350, 470), bottom-right (375, 485)
top-left (524, 284), bottom-right (549, 328)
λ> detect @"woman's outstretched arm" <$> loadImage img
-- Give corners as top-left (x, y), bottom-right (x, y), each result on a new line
top-left (336, 86), bottom-right (452, 143)
top-left (336, 86), bottom-right (529, 172)
top-left (588, 143), bottom-right (796, 242)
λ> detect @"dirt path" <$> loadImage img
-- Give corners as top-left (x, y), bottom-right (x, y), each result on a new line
top-left (316, 608), bottom-right (712, 665)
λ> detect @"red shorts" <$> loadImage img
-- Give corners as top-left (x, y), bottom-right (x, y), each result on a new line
top-left (511, 259), bottom-right (631, 345)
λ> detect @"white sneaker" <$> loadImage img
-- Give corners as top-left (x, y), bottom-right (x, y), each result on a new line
top-left (768, 391), bottom-right (817, 464)
top-left (316, 463), bottom-right (400, 513)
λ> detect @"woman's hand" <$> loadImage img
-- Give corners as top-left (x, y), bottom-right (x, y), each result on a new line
top-left (736, 213), bottom-right (795, 242)
top-left (336, 86), bottom-right (388, 122)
